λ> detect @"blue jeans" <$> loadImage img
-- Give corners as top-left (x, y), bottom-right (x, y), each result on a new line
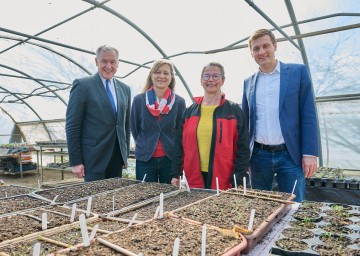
top-left (136, 156), bottom-right (172, 184)
top-left (250, 147), bottom-right (305, 202)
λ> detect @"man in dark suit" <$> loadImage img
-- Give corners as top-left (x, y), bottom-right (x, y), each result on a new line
top-left (242, 29), bottom-right (319, 202)
top-left (66, 45), bottom-right (131, 182)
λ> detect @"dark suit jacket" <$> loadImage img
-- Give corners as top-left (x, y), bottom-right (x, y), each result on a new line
top-left (242, 62), bottom-right (319, 166)
top-left (66, 73), bottom-right (131, 174)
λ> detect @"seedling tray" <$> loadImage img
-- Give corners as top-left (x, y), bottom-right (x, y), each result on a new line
top-left (271, 201), bottom-right (360, 255)
top-left (170, 189), bottom-right (295, 253)
top-left (52, 217), bottom-right (247, 256)
top-left (32, 177), bottom-right (140, 203)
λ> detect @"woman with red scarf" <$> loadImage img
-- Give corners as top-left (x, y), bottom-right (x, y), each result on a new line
top-left (130, 59), bottom-right (186, 183)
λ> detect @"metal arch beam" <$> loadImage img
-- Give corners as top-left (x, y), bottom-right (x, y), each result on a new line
top-left (284, 0), bottom-right (323, 166)
top-left (0, 0), bottom-right (111, 56)
top-left (204, 23), bottom-right (360, 54)
top-left (82, 0), bottom-right (194, 101)
top-left (0, 74), bottom-right (72, 101)
top-left (0, 85), bottom-right (52, 140)
top-left (16, 118), bottom-right (66, 125)
top-left (243, 0), bottom-right (300, 50)
top-left (0, 35), bottom-right (92, 75)
top-left (0, 64), bottom-right (67, 105)
top-left (284, 0), bottom-right (310, 68)
top-left (316, 93), bottom-right (360, 103)
top-left (1, 34), bottom-right (151, 79)
top-left (0, 30), bottom-right (152, 77)
top-left (0, 73), bottom-right (72, 86)
top-left (225, 13), bottom-right (360, 48)
top-left (0, 106), bottom-right (26, 142)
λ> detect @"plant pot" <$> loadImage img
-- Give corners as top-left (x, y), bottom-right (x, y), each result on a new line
top-left (348, 180), bottom-right (359, 190)
top-left (312, 178), bottom-right (324, 187)
top-left (305, 178), bottom-right (314, 186)
top-left (271, 238), bottom-right (314, 255)
top-left (320, 224), bottom-right (353, 234)
top-left (328, 203), bottom-right (354, 211)
top-left (293, 210), bottom-right (322, 222)
top-left (281, 227), bottom-right (314, 239)
top-left (298, 201), bottom-right (324, 213)
top-left (323, 179), bottom-right (334, 188)
top-left (333, 180), bottom-right (348, 189)
top-left (312, 244), bottom-right (359, 256)
top-left (319, 233), bottom-right (352, 247)
top-left (289, 220), bottom-right (317, 229)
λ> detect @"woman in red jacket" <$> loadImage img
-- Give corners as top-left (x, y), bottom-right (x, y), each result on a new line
top-left (170, 62), bottom-right (250, 190)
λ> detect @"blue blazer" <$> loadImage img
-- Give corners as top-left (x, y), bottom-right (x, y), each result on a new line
top-left (130, 92), bottom-right (186, 162)
top-left (242, 62), bottom-right (319, 167)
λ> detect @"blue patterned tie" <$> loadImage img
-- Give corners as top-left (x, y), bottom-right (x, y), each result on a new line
top-left (106, 79), bottom-right (117, 114)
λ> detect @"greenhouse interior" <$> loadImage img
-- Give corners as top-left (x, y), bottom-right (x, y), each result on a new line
top-left (0, 0), bottom-right (359, 255)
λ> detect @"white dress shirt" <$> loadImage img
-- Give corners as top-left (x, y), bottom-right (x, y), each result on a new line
top-left (255, 61), bottom-right (285, 145)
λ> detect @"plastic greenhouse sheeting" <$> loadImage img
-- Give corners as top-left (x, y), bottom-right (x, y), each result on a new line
top-left (0, 0), bottom-right (359, 169)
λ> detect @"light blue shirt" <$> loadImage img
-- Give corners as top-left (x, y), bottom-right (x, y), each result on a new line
top-left (254, 61), bottom-right (285, 145)
top-left (100, 76), bottom-right (118, 112)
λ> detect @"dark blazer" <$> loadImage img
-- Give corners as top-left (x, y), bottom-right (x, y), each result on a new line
top-left (66, 73), bottom-right (131, 174)
top-left (130, 92), bottom-right (186, 161)
top-left (242, 62), bottom-right (319, 166)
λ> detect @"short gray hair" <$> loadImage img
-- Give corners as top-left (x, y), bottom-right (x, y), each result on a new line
top-left (201, 62), bottom-right (225, 80)
top-left (96, 45), bottom-right (119, 60)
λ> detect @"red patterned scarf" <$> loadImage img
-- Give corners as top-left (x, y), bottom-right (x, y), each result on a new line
top-left (145, 86), bottom-right (175, 116)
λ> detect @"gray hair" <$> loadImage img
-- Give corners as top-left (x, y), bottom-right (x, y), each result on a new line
top-left (96, 45), bottom-right (119, 60)
top-left (201, 62), bottom-right (225, 80)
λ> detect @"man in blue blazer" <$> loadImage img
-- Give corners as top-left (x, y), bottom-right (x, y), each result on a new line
top-left (66, 45), bottom-right (131, 182)
top-left (242, 29), bottom-right (319, 202)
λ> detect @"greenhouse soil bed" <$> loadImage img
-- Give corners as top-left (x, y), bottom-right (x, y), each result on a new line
top-left (71, 182), bottom-right (177, 215)
top-left (116, 188), bottom-right (215, 221)
top-left (88, 218), bottom-right (130, 233)
top-left (0, 219), bottom-right (104, 255)
top-left (33, 178), bottom-right (139, 203)
top-left (0, 205), bottom-right (96, 245)
top-left (0, 229), bottom-right (78, 256)
top-left (0, 194), bottom-right (50, 216)
top-left (170, 189), bottom-right (294, 253)
top-left (0, 184), bottom-right (36, 199)
top-left (53, 217), bottom-right (246, 256)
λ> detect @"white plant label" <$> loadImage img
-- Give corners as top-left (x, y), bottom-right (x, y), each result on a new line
top-left (79, 213), bottom-right (90, 247)
top-left (89, 224), bottom-right (99, 240)
top-left (233, 174), bottom-right (237, 189)
top-left (248, 209), bottom-right (256, 231)
top-left (201, 224), bottom-right (206, 256)
top-left (172, 237), bottom-right (180, 256)
top-left (159, 193), bottom-right (164, 219)
top-left (42, 212), bottom-right (47, 230)
top-left (86, 197), bottom-right (92, 217)
top-left (32, 242), bottom-right (41, 256)
top-left (70, 203), bottom-right (76, 223)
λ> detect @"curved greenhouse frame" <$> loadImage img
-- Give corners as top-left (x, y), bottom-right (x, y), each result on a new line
top-left (0, 0), bottom-right (359, 170)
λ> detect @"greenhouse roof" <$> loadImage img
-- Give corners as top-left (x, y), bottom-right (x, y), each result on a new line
top-left (0, 0), bottom-right (359, 169)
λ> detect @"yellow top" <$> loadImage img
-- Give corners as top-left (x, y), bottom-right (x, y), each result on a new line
top-left (197, 105), bottom-right (217, 172)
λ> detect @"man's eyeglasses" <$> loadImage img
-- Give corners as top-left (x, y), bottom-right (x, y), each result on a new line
top-left (202, 73), bottom-right (222, 81)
